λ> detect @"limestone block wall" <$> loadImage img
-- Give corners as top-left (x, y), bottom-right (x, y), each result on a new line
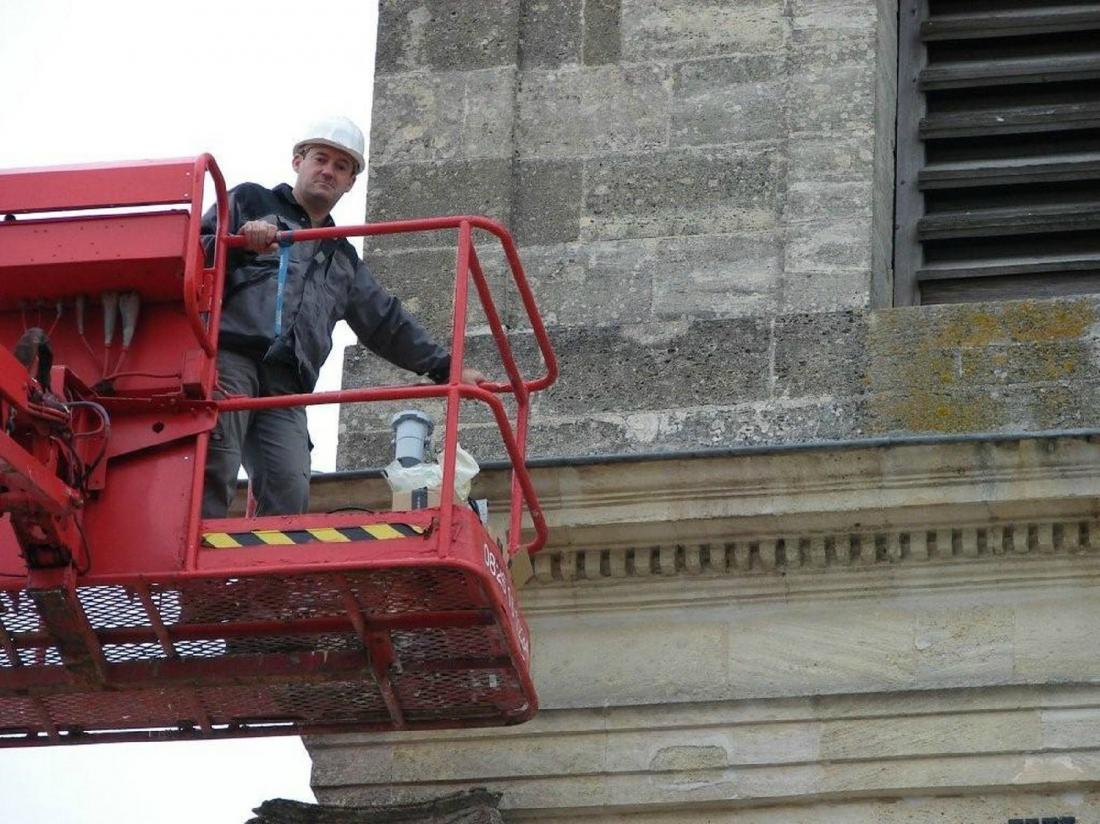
top-left (366, 0), bottom-right (892, 320)
top-left (340, 0), bottom-right (908, 465)
top-left (341, 295), bottom-right (1100, 465)
top-left (341, 1), bottom-right (1100, 469)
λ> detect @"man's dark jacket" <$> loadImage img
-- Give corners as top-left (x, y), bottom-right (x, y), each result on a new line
top-left (201, 182), bottom-right (449, 390)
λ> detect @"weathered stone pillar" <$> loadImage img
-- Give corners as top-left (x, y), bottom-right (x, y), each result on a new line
top-left (365, 1), bottom-right (520, 342)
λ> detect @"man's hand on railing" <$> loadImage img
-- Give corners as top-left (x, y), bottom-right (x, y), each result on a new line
top-left (239, 220), bottom-right (279, 253)
top-left (460, 367), bottom-right (488, 385)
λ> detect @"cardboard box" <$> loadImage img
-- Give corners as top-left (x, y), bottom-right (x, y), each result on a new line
top-left (391, 487), bottom-right (442, 511)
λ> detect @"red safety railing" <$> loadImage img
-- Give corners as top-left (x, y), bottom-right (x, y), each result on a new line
top-left (187, 154), bottom-right (230, 358)
top-left (0, 157), bottom-right (556, 743)
top-left (218, 217), bottom-right (558, 556)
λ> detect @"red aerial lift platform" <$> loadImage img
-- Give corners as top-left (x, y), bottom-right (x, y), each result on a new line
top-left (0, 156), bottom-right (557, 745)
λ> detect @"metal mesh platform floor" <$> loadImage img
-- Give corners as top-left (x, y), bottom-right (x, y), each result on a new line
top-left (0, 561), bottom-right (535, 746)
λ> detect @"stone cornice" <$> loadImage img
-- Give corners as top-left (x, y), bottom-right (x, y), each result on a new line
top-left (507, 437), bottom-right (1100, 543)
top-left (527, 515), bottom-right (1100, 587)
top-left (310, 442), bottom-right (1100, 816)
top-left (507, 436), bottom-right (1100, 588)
top-left (524, 552), bottom-right (1100, 615)
top-left (311, 435), bottom-right (1100, 589)
top-left (518, 441), bottom-right (1100, 519)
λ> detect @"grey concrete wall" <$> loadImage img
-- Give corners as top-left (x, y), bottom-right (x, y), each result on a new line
top-left (339, 1), bottom-right (1097, 469)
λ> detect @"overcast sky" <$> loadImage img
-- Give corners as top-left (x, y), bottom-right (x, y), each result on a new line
top-left (0, 2), bottom-right (378, 821)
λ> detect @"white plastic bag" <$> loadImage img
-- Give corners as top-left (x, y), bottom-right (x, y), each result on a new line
top-left (382, 444), bottom-right (480, 502)
top-left (450, 444), bottom-right (480, 502)
top-left (381, 460), bottom-right (441, 493)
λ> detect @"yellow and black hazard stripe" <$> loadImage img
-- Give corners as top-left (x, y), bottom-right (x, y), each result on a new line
top-left (201, 523), bottom-right (426, 549)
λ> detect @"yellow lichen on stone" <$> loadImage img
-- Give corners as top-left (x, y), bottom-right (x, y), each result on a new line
top-left (866, 299), bottom-right (1097, 435)
top-left (1038, 348), bottom-right (1079, 381)
top-left (936, 300), bottom-right (1095, 348)
top-left (1001, 300), bottom-right (1095, 343)
top-left (938, 308), bottom-right (1003, 348)
top-left (881, 390), bottom-right (993, 434)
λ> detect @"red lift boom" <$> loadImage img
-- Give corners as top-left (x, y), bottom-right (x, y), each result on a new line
top-left (0, 156), bottom-right (557, 745)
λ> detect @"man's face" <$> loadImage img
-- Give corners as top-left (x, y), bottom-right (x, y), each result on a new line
top-left (291, 146), bottom-right (357, 213)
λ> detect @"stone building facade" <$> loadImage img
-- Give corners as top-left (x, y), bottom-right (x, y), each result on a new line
top-left (307, 2), bottom-right (1100, 822)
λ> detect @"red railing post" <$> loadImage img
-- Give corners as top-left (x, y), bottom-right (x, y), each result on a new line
top-left (218, 214), bottom-right (558, 555)
top-left (437, 220), bottom-right (473, 557)
top-left (185, 154), bottom-right (229, 571)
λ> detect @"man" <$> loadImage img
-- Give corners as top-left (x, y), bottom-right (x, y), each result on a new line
top-left (201, 116), bottom-right (482, 518)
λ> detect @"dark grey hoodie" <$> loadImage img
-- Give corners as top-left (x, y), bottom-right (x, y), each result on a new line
top-left (201, 182), bottom-right (450, 391)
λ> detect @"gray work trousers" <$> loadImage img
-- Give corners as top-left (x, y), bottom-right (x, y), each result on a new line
top-left (202, 348), bottom-right (311, 518)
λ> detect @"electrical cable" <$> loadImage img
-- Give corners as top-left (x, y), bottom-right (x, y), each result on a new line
top-left (109, 348), bottom-right (129, 378)
top-left (79, 334), bottom-right (101, 378)
top-left (64, 401), bottom-right (110, 486)
top-left (103, 370), bottom-right (181, 382)
top-left (72, 516), bottom-right (92, 575)
top-left (71, 418), bottom-right (106, 439)
top-left (26, 402), bottom-right (70, 425)
top-left (49, 435), bottom-right (85, 490)
top-left (46, 303), bottom-right (63, 337)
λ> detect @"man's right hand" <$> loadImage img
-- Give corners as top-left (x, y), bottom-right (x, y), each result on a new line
top-left (239, 220), bottom-right (279, 253)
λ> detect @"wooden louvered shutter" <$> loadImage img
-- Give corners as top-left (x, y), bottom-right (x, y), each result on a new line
top-left (894, 0), bottom-right (1100, 306)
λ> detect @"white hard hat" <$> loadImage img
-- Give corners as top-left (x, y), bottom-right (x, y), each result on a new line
top-left (293, 115), bottom-right (366, 174)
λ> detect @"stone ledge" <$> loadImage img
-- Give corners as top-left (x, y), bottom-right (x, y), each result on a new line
top-left (311, 435), bottom-right (1100, 591)
top-left (309, 684), bottom-right (1100, 815)
top-left (310, 682), bottom-right (1100, 745)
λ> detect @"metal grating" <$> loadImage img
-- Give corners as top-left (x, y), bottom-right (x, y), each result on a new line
top-left (42, 689), bottom-right (191, 729)
top-left (77, 585), bottom-right (155, 628)
top-left (0, 600), bottom-right (62, 667)
top-left (101, 642), bottom-right (169, 663)
top-left (0, 559), bottom-right (534, 745)
top-left (226, 632), bottom-right (360, 656)
top-left (197, 681), bottom-right (390, 724)
top-left (394, 668), bottom-right (526, 722)
top-left (392, 625), bottom-right (508, 663)
top-left (0, 697), bottom-right (42, 732)
top-left (896, 0), bottom-right (1100, 305)
top-left (352, 567), bottom-right (485, 614)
